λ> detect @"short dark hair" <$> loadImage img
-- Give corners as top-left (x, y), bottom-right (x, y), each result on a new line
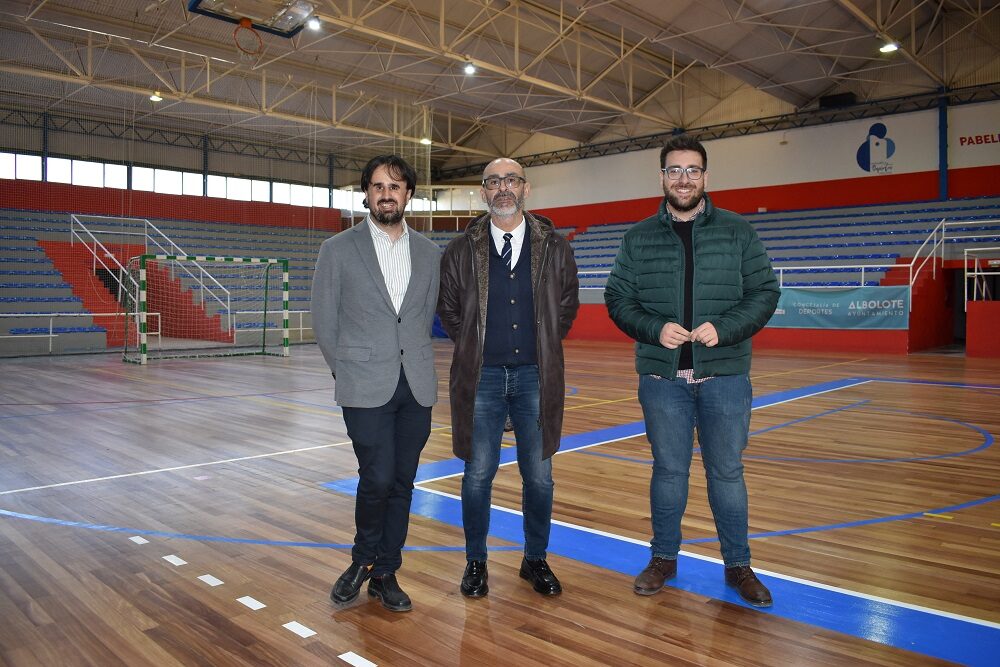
top-left (360, 154), bottom-right (417, 208)
top-left (659, 135), bottom-right (707, 171)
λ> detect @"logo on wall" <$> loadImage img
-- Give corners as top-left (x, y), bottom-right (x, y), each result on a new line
top-left (856, 122), bottom-right (895, 173)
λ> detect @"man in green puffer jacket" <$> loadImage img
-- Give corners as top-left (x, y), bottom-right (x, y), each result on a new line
top-left (604, 135), bottom-right (780, 607)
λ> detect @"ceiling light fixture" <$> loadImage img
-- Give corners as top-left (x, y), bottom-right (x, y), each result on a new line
top-left (464, 62), bottom-right (476, 75)
top-left (420, 137), bottom-right (432, 145)
top-left (307, 16), bottom-right (320, 30)
top-left (149, 91), bottom-right (163, 102)
top-left (879, 42), bottom-right (899, 53)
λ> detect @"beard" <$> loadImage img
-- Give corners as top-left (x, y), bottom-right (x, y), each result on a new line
top-left (487, 191), bottom-right (525, 218)
top-left (664, 184), bottom-right (704, 212)
top-left (370, 200), bottom-right (404, 225)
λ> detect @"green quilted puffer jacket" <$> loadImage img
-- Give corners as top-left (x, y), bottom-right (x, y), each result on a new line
top-left (604, 194), bottom-right (780, 379)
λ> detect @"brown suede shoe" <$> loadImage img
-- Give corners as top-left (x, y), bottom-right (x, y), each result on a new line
top-left (633, 557), bottom-right (677, 595)
top-left (725, 566), bottom-right (772, 607)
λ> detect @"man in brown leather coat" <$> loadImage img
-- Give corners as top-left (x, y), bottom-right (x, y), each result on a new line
top-left (437, 157), bottom-right (579, 598)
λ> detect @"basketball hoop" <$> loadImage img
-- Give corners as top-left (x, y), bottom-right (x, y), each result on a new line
top-left (233, 17), bottom-right (263, 63)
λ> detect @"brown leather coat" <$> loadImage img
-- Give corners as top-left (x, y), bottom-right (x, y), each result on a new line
top-left (438, 212), bottom-right (580, 461)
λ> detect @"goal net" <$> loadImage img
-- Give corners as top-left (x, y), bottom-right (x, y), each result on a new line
top-left (121, 254), bottom-right (289, 364)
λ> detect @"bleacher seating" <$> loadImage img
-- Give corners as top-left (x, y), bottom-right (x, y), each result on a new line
top-left (572, 196), bottom-right (1000, 289)
top-left (4, 197), bottom-right (999, 357)
top-left (0, 210), bottom-right (332, 356)
top-left (0, 212), bottom-right (470, 357)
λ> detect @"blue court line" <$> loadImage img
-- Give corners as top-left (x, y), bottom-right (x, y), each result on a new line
top-left (749, 399), bottom-right (870, 437)
top-left (578, 398), bottom-right (873, 465)
top-left (579, 405), bottom-right (992, 466)
top-left (686, 492), bottom-right (1000, 543)
top-left (749, 408), bottom-right (994, 463)
top-left (1, 376), bottom-right (996, 663)
top-left (323, 376), bottom-right (1000, 666)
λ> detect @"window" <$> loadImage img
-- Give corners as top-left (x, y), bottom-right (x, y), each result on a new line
top-left (206, 174), bottom-right (227, 198)
top-left (227, 177), bottom-right (251, 201)
top-left (251, 180), bottom-right (270, 202)
top-left (182, 172), bottom-right (203, 196)
top-left (133, 166), bottom-right (155, 191)
top-left (0, 153), bottom-right (13, 179)
top-left (272, 181), bottom-right (290, 204)
top-left (0, 151), bottom-right (365, 211)
top-left (289, 184), bottom-right (312, 207)
top-left (154, 169), bottom-right (182, 195)
top-left (312, 186), bottom-right (328, 207)
top-left (15, 154), bottom-right (41, 181)
top-left (411, 197), bottom-right (435, 212)
top-left (47, 157), bottom-right (72, 184)
top-left (105, 164), bottom-right (128, 189)
top-left (73, 160), bottom-right (104, 188)
top-left (330, 188), bottom-right (352, 210)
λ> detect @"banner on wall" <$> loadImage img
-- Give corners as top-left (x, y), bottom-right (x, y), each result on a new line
top-left (767, 286), bottom-right (909, 330)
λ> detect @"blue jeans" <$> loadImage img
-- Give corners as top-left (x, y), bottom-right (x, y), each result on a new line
top-left (462, 365), bottom-right (553, 562)
top-left (638, 373), bottom-right (753, 567)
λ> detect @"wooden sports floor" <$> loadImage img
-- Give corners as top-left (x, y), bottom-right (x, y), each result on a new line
top-left (1, 340), bottom-right (998, 666)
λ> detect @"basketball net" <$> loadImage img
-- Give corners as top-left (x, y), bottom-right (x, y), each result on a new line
top-left (233, 17), bottom-right (263, 64)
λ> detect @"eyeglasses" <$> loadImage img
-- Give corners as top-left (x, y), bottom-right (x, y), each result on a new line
top-left (482, 175), bottom-right (527, 190)
top-left (661, 166), bottom-right (705, 180)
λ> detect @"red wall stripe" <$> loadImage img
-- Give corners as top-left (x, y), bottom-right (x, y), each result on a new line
top-left (0, 180), bottom-right (342, 232)
top-left (534, 167), bottom-right (998, 229)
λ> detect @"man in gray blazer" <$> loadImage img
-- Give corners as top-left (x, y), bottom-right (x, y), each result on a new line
top-left (311, 154), bottom-right (441, 613)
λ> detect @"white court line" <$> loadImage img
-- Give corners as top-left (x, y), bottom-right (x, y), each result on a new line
top-left (339, 651), bottom-right (377, 667)
top-left (197, 574), bottom-right (224, 587)
top-left (415, 377), bottom-right (1000, 631)
top-left (237, 596), bottom-right (266, 610)
top-left (282, 621), bottom-right (316, 638)
top-left (129, 536), bottom-right (149, 544)
top-left (0, 439), bottom-right (353, 496)
top-left (415, 488), bottom-right (1000, 630)
top-left (162, 554), bottom-right (187, 566)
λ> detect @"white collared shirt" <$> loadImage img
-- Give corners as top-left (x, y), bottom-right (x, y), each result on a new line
top-left (490, 215), bottom-right (526, 269)
top-left (366, 216), bottom-right (411, 313)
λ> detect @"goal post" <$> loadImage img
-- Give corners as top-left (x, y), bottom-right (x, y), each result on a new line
top-left (122, 254), bottom-right (289, 365)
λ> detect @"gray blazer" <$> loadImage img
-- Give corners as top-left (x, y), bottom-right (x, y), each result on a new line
top-left (311, 221), bottom-right (441, 408)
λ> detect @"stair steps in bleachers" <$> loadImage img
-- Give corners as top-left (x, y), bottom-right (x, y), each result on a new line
top-left (35, 240), bottom-right (146, 347)
top-left (145, 262), bottom-right (232, 343)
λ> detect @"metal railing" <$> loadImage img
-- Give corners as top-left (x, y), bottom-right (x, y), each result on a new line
top-left (964, 247), bottom-right (1000, 310)
top-left (232, 309), bottom-right (312, 342)
top-left (68, 215), bottom-right (142, 307)
top-left (69, 215), bottom-right (232, 331)
top-left (0, 312), bottom-right (161, 354)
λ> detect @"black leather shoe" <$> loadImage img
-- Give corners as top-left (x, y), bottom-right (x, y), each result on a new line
top-left (725, 566), bottom-right (772, 607)
top-left (519, 557), bottom-right (562, 596)
top-left (368, 573), bottom-right (413, 612)
top-left (330, 562), bottom-right (371, 604)
top-left (460, 560), bottom-right (489, 598)
top-left (633, 556), bottom-right (677, 596)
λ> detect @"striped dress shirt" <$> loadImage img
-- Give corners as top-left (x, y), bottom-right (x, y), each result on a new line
top-left (366, 216), bottom-right (411, 314)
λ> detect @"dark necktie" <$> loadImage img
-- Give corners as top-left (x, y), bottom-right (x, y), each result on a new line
top-left (501, 232), bottom-right (513, 272)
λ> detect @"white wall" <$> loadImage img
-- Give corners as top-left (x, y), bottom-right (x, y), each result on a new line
top-left (525, 100), bottom-right (999, 210)
top-left (949, 101), bottom-right (1000, 168)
